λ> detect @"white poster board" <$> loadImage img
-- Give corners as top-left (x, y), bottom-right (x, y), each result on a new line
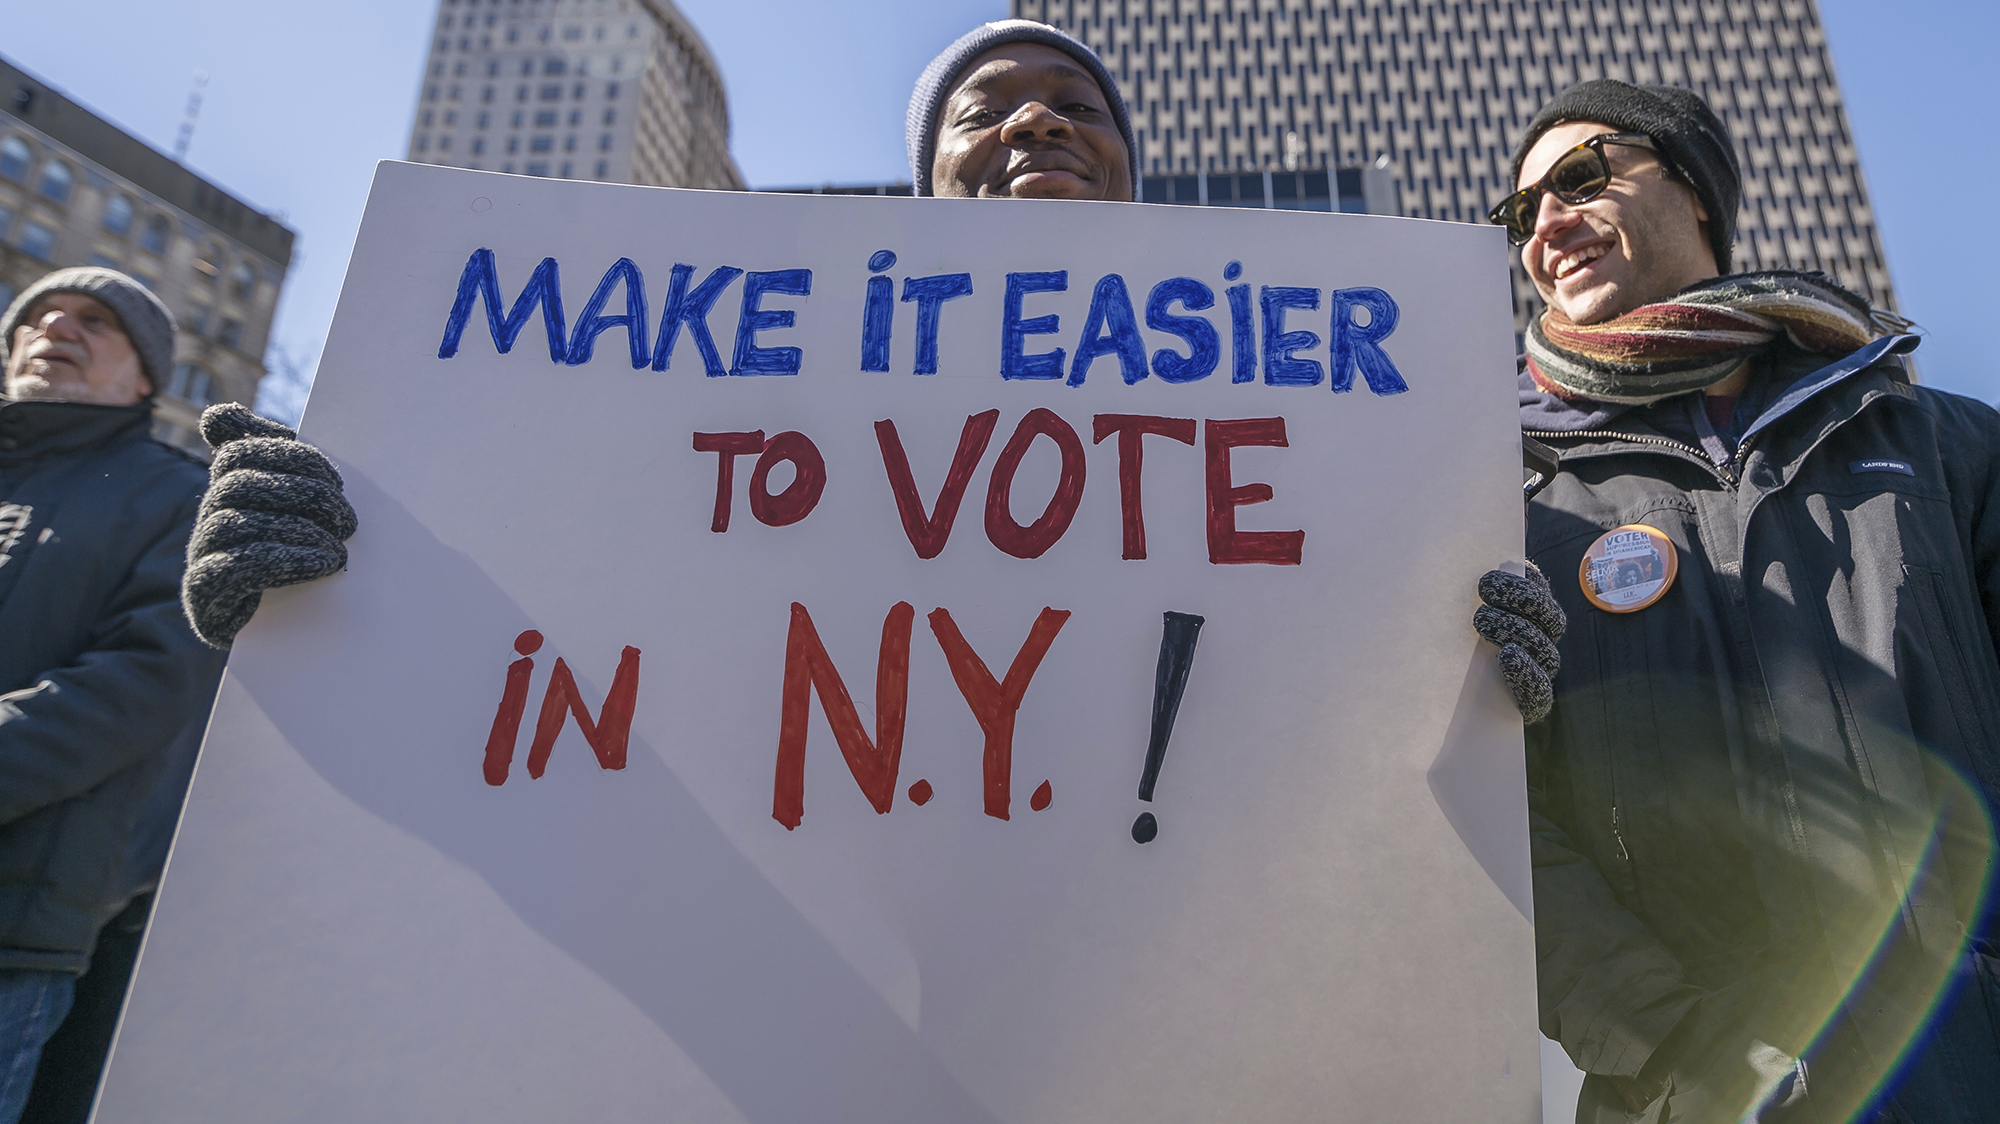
top-left (101, 163), bottom-right (1539, 1122)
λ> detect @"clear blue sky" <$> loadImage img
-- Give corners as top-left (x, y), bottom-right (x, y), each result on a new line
top-left (0, 0), bottom-right (1989, 402)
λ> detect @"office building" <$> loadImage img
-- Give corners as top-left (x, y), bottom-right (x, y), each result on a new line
top-left (1020, 0), bottom-right (1897, 330)
top-left (0, 56), bottom-right (295, 455)
top-left (408, 0), bottom-right (743, 191)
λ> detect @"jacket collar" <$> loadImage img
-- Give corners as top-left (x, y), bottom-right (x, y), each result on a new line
top-left (1519, 335), bottom-right (1922, 439)
top-left (0, 397), bottom-right (156, 467)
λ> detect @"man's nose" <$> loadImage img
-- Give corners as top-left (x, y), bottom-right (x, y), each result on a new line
top-left (1002, 101), bottom-right (1072, 145)
top-left (1531, 190), bottom-right (1584, 244)
top-left (36, 310), bottom-right (83, 343)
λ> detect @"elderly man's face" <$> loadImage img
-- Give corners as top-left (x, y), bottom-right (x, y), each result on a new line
top-left (1517, 120), bottom-right (1717, 325)
top-left (931, 43), bottom-right (1131, 202)
top-left (4, 292), bottom-right (151, 405)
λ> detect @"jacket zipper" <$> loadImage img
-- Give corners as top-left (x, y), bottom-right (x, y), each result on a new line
top-left (1524, 428), bottom-right (1742, 487)
top-left (1611, 806), bottom-right (1632, 862)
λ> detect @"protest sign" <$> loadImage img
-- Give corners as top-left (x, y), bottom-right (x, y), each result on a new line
top-left (100, 162), bottom-right (1539, 1122)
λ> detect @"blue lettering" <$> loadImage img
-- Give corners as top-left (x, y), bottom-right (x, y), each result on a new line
top-left (1226, 281), bottom-right (1255, 384)
top-left (438, 248), bottom-right (566, 362)
top-left (861, 275), bottom-right (894, 372)
top-left (565, 257), bottom-right (649, 368)
top-left (1260, 286), bottom-right (1323, 386)
top-left (1001, 271), bottom-right (1068, 380)
top-left (652, 264), bottom-right (742, 375)
top-left (1329, 287), bottom-right (1408, 395)
top-left (901, 273), bottom-right (974, 375)
top-left (1145, 278), bottom-right (1219, 383)
top-left (1068, 274), bottom-right (1148, 387)
top-left (730, 269), bottom-right (813, 376)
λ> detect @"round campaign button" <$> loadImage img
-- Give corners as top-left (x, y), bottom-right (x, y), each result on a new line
top-left (1579, 524), bottom-right (1678, 613)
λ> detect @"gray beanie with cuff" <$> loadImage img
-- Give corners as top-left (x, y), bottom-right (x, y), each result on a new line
top-left (1, 267), bottom-right (177, 396)
top-left (1510, 79), bottom-right (1742, 274)
top-left (906, 19), bottom-right (1139, 199)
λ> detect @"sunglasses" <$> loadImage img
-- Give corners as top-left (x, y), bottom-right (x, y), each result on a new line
top-left (1488, 133), bottom-right (1663, 245)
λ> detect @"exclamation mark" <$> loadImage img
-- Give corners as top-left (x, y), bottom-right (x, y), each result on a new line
top-left (1133, 612), bottom-right (1203, 843)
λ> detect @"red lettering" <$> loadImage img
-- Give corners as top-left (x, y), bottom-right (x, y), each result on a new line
top-left (1204, 417), bottom-right (1304, 565)
top-left (984, 409), bottom-right (1087, 559)
top-left (927, 606), bottom-right (1071, 820)
top-left (747, 430), bottom-right (826, 527)
top-left (874, 411), bottom-right (999, 559)
top-left (1091, 414), bottom-right (1196, 560)
top-left (481, 630), bottom-right (544, 786)
top-left (773, 602), bottom-right (914, 830)
top-left (692, 430), bottom-right (765, 532)
top-left (525, 646), bottom-right (643, 778)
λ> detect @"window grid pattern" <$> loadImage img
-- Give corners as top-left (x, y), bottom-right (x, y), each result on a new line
top-left (1016, 0), bottom-right (1896, 332)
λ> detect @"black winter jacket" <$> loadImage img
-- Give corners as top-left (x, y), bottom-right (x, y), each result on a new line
top-left (1523, 336), bottom-right (2000, 1122)
top-left (0, 398), bottom-right (225, 974)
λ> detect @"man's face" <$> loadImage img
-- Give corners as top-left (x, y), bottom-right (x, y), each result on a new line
top-left (4, 292), bottom-right (151, 405)
top-left (1516, 121), bottom-right (1717, 325)
top-left (930, 43), bottom-right (1131, 202)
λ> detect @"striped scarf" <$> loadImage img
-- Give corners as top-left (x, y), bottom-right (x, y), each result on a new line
top-left (1525, 271), bottom-right (1883, 406)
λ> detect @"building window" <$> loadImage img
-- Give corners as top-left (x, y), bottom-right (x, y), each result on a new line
top-left (36, 161), bottom-right (73, 204)
top-left (217, 317), bottom-right (244, 350)
top-left (476, 111), bottom-right (490, 129)
top-left (526, 161), bottom-right (549, 177)
top-left (567, 109), bottom-right (581, 127)
top-left (427, 85), bottom-right (441, 102)
top-left (535, 110), bottom-right (557, 127)
top-left (605, 82), bottom-right (620, 100)
top-left (559, 161), bottom-right (572, 178)
top-left (444, 110), bottom-right (458, 126)
top-left (439, 135), bottom-right (454, 152)
top-left (482, 86), bottom-right (495, 104)
top-left (539, 85), bottom-right (561, 101)
top-left (167, 364), bottom-right (214, 407)
top-left (18, 221), bottom-right (55, 260)
top-left (102, 194), bottom-right (135, 235)
top-left (572, 83), bottom-right (586, 100)
top-left (563, 25), bottom-right (582, 40)
top-left (544, 58), bottom-right (566, 75)
top-left (0, 136), bottom-right (29, 181)
top-left (594, 159), bottom-right (608, 178)
top-left (182, 305), bottom-right (211, 336)
top-left (511, 110), bottom-right (524, 128)
top-left (515, 86), bottom-right (528, 102)
top-left (564, 135), bottom-right (576, 152)
top-left (530, 136), bottom-right (553, 153)
top-left (90, 252), bottom-right (119, 270)
top-left (487, 61), bottom-right (500, 77)
top-left (140, 214), bottom-right (171, 255)
top-left (501, 162), bottom-right (514, 174)
top-left (506, 26), bottom-right (518, 43)
top-left (507, 137), bottom-right (520, 154)
top-left (602, 107), bottom-right (615, 125)
top-left (422, 110), bottom-right (435, 127)
top-left (454, 60), bottom-right (468, 77)
top-left (230, 260), bottom-right (257, 300)
top-left (471, 137), bottom-right (485, 155)
top-left (416, 135), bottom-right (431, 153)
top-left (0, 204), bottom-right (14, 238)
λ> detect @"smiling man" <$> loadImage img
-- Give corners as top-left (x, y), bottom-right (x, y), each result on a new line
top-left (1472, 81), bottom-right (2000, 1123)
top-left (907, 19), bottom-right (1137, 202)
top-left (0, 268), bottom-right (227, 1122)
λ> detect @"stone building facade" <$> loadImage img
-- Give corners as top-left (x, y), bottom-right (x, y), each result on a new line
top-left (1018, 0), bottom-right (1897, 331)
top-left (0, 56), bottom-right (294, 455)
top-left (407, 0), bottom-right (742, 191)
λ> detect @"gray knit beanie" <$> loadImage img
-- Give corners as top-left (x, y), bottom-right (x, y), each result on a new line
top-left (1, 267), bottom-right (176, 396)
top-left (1511, 79), bottom-right (1742, 274)
top-left (907, 19), bottom-right (1139, 200)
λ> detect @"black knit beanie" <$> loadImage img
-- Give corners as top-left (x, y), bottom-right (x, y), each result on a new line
top-left (1511, 79), bottom-right (1741, 274)
top-left (907, 20), bottom-right (1139, 200)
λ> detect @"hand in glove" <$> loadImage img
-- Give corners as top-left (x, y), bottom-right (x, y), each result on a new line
top-left (182, 403), bottom-right (358, 648)
top-left (1473, 563), bottom-right (1566, 724)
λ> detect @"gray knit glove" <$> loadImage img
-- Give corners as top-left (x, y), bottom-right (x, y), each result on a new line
top-left (182, 403), bottom-right (357, 648)
top-left (1473, 563), bottom-right (1566, 724)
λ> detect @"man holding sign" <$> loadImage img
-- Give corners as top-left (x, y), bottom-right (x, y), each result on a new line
top-left (127, 17), bottom-right (1544, 1124)
top-left (1481, 80), bottom-right (2000, 1122)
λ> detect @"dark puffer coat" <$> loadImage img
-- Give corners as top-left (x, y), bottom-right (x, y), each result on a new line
top-left (0, 398), bottom-right (225, 974)
top-left (1523, 336), bottom-right (2000, 1123)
